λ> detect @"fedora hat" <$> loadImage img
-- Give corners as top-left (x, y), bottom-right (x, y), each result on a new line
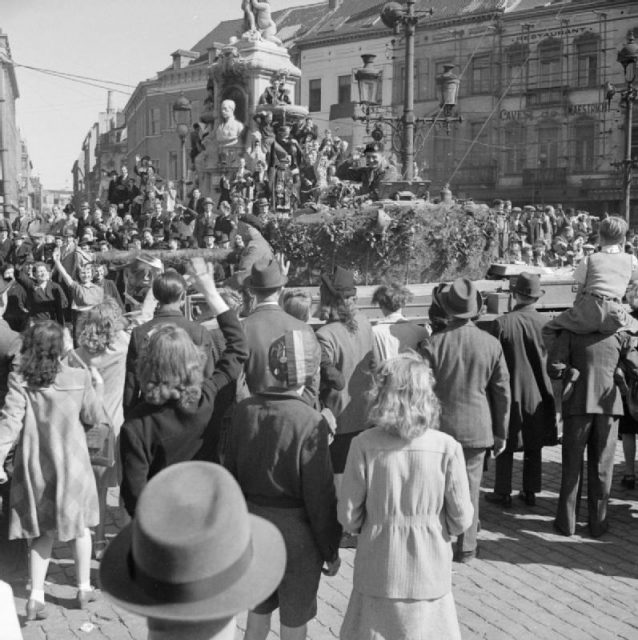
top-left (512, 272), bottom-right (545, 299)
top-left (100, 462), bottom-right (285, 621)
top-left (245, 259), bottom-right (287, 290)
top-left (434, 277), bottom-right (482, 319)
top-left (321, 266), bottom-right (356, 298)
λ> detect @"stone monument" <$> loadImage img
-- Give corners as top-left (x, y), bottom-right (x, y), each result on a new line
top-left (197, 0), bottom-right (309, 196)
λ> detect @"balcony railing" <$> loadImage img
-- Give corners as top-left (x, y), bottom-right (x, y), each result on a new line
top-left (522, 167), bottom-right (567, 186)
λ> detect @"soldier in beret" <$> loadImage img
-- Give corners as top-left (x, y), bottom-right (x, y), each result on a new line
top-left (337, 141), bottom-right (399, 201)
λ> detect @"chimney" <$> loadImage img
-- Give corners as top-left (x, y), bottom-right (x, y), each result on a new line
top-left (328, 0), bottom-right (342, 9)
top-left (106, 90), bottom-right (114, 114)
top-left (172, 51), bottom-right (184, 70)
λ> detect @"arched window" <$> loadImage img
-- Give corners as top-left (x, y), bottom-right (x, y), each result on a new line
top-left (504, 43), bottom-right (529, 92)
top-left (538, 38), bottom-right (562, 88)
top-left (571, 118), bottom-right (596, 172)
top-left (574, 32), bottom-right (600, 88)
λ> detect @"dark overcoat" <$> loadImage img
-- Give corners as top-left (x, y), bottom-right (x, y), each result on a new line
top-left (490, 304), bottom-right (556, 450)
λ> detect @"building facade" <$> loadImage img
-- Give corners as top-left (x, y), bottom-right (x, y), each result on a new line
top-left (385, 0), bottom-right (638, 220)
top-left (0, 30), bottom-right (23, 212)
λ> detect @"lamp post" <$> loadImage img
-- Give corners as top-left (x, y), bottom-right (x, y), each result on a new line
top-left (617, 30), bottom-right (638, 223)
top-left (353, 2), bottom-right (461, 184)
top-left (172, 94), bottom-right (192, 202)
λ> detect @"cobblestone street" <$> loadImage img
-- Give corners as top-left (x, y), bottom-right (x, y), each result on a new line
top-left (3, 441), bottom-right (638, 639)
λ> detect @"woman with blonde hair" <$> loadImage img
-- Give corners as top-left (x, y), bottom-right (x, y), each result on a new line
top-left (0, 321), bottom-right (106, 619)
top-left (338, 353), bottom-right (473, 640)
top-left (119, 258), bottom-right (247, 516)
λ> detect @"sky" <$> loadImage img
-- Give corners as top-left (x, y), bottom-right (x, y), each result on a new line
top-left (2, 0), bottom-right (324, 190)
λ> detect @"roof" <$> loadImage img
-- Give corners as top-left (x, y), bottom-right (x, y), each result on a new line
top-left (296, 0), bottom-right (507, 46)
top-left (189, 2), bottom-right (331, 62)
top-left (503, 0), bottom-right (576, 13)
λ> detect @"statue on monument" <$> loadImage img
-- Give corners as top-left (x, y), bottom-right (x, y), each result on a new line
top-left (214, 99), bottom-right (245, 147)
top-left (242, 0), bottom-right (281, 45)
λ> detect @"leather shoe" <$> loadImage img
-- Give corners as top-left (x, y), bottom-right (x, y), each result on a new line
top-left (518, 491), bottom-right (536, 506)
top-left (26, 599), bottom-right (48, 621)
top-left (76, 588), bottom-right (98, 609)
top-left (552, 520), bottom-right (571, 537)
top-left (484, 492), bottom-right (512, 508)
top-left (454, 545), bottom-right (479, 563)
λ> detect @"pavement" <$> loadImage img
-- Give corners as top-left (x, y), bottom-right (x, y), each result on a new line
top-left (2, 441), bottom-right (638, 640)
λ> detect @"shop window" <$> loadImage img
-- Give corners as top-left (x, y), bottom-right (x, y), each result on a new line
top-left (309, 79), bottom-right (321, 112)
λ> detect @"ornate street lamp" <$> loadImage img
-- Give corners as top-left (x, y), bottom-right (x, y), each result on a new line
top-left (172, 93), bottom-right (192, 201)
top-left (352, 2), bottom-right (461, 185)
top-left (617, 30), bottom-right (638, 222)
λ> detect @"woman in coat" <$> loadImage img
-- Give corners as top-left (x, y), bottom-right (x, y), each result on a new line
top-left (338, 353), bottom-right (473, 640)
top-left (0, 321), bottom-right (106, 620)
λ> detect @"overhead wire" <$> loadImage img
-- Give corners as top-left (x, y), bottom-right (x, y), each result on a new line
top-left (445, 1), bottom-right (570, 184)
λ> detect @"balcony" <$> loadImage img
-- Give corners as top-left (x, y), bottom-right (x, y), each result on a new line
top-left (522, 167), bottom-right (567, 186)
top-left (524, 86), bottom-right (568, 107)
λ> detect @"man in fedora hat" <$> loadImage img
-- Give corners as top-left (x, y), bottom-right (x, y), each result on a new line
top-left (100, 462), bottom-right (286, 640)
top-left (485, 273), bottom-right (556, 509)
top-left (241, 259), bottom-right (320, 404)
top-left (420, 277), bottom-right (510, 562)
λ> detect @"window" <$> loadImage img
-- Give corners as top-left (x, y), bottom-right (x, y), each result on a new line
top-left (505, 44), bottom-right (528, 92)
top-left (393, 61), bottom-right (429, 103)
top-left (470, 55), bottom-right (491, 94)
top-left (538, 124), bottom-right (561, 167)
top-left (168, 151), bottom-right (178, 181)
top-left (309, 79), bottom-right (321, 112)
top-left (148, 107), bottom-right (161, 136)
top-left (191, 100), bottom-right (201, 123)
top-left (575, 37), bottom-right (599, 88)
top-left (538, 39), bottom-right (562, 88)
top-left (572, 120), bottom-right (596, 172)
top-left (503, 123), bottom-right (526, 174)
top-left (337, 75), bottom-right (352, 105)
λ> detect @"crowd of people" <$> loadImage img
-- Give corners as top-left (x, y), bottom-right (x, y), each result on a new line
top-left (0, 197), bottom-right (636, 638)
top-left (488, 199), bottom-right (638, 268)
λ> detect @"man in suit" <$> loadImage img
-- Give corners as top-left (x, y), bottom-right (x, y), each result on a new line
top-left (554, 330), bottom-right (630, 538)
top-left (187, 188), bottom-right (206, 217)
top-left (0, 223), bottom-right (12, 263)
top-left (194, 198), bottom-right (217, 248)
top-left (485, 273), bottom-right (556, 508)
top-left (123, 269), bottom-right (216, 417)
top-left (420, 278), bottom-right (510, 562)
top-left (241, 259), bottom-right (319, 404)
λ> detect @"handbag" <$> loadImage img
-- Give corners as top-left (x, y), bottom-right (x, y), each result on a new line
top-left (84, 421), bottom-right (116, 468)
top-left (66, 351), bottom-right (116, 468)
